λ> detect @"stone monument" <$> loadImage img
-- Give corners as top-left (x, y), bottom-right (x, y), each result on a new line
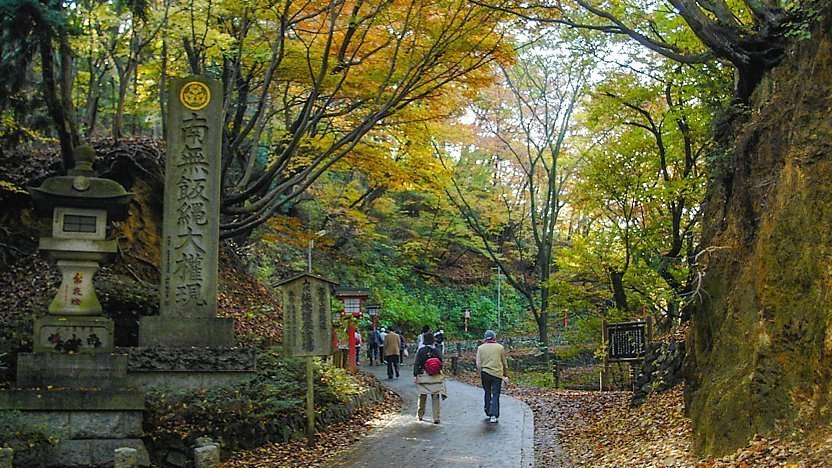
top-left (128, 76), bottom-right (254, 397)
top-left (139, 75), bottom-right (234, 347)
top-left (0, 144), bottom-right (149, 466)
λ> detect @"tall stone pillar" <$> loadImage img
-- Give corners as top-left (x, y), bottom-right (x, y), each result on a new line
top-left (139, 76), bottom-right (234, 347)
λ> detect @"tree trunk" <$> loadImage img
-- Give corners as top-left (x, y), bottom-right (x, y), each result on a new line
top-left (58, 35), bottom-right (80, 149)
top-left (38, 31), bottom-right (73, 171)
top-left (534, 305), bottom-right (551, 373)
top-left (609, 268), bottom-right (628, 312)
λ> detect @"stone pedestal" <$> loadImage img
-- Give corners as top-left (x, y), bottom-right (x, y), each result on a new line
top-left (124, 347), bottom-right (255, 390)
top-left (47, 259), bottom-right (103, 314)
top-left (138, 316), bottom-right (234, 347)
top-left (16, 353), bottom-right (127, 389)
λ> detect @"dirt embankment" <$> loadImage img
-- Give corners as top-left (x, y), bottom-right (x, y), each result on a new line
top-left (687, 9), bottom-right (832, 457)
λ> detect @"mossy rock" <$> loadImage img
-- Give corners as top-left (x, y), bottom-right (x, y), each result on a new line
top-left (687, 11), bottom-right (832, 456)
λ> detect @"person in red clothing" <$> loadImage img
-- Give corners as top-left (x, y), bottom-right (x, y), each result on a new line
top-left (413, 332), bottom-right (446, 424)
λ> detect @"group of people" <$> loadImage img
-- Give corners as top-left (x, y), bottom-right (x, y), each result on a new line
top-left (356, 325), bottom-right (509, 425)
top-left (412, 328), bottom-right (508, 425)
top-left (361, 326), bottom-right (408, 379)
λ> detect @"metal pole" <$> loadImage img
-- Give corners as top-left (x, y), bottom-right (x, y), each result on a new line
top-left (308, 239), bottom-right (313, 274)
top-left (306, 356), bottom-right (315, 447)
top-left (497, 267), bottom-right (501, 330)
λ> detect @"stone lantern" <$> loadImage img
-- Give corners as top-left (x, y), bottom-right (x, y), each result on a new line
top-left (27, 144), bottom-right (133, 354)
top-left (2, 145), bottom-right (149, 467)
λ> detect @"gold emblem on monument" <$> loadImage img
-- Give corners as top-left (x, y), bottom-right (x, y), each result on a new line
top-left (180, 81), bottom-right (211, 110)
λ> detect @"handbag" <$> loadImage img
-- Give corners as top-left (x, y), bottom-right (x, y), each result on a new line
top-left (403, 348), bottom-right (409, 357)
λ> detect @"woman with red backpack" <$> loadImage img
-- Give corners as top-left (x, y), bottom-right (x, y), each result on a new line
top-left (413, 332), bottom-right (446, 424)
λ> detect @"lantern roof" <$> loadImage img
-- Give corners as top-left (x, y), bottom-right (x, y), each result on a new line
top-left (28, 145), bottom-right (133, 220)
top-left (334, 287), bottom-right (370, 299)
top-left (274, 272), bottom-right (339, 288)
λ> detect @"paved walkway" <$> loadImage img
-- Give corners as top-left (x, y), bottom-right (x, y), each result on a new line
top-left (333, 356), bottom-right (535, 467)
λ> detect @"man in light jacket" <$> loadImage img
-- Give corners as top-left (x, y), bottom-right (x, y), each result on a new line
top-left (383, 328), bottom-right (402, 379)
top-left (476, 330), bottom-right (508, 423)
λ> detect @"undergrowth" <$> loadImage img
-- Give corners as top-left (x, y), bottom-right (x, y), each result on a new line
top-left (143, 348), bottom-right (362, 451)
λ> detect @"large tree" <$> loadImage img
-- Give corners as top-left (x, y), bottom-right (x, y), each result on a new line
top-left (469, 0), bottom-right (801, 100)
top-left (0, 0), bottom-right (81, 169)
top-left (445, 37), bottom-right (593, 361)
top-left (152, 0), bottom-right (515, 238)
top-left (0, 0), bottom-right (514, 238)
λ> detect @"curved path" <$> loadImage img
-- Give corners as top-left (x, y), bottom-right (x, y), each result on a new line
top-left (332, 357), bottom-right (535, 467)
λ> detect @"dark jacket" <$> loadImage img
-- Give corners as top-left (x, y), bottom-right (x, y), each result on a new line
top-left (370, 330), bottom-right (382, 347)
top-left (413, 345), bottom-right (443, 376)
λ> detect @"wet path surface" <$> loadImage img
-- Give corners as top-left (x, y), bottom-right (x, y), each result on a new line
top-left (332, 357), bottom-right (535, 467)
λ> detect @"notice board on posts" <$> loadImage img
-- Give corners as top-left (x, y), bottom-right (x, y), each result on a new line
top-left (604, 320), bottom-right (652, 362)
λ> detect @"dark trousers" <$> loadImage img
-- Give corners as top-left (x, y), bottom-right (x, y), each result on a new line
top-left (386, 355), bottom-right (400, 378)
top-left (368, 345), bottom-right (379, 365)
top-left (481, 371), bottom-right (503, 418)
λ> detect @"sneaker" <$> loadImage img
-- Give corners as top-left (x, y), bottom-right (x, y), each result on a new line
top-left (489, 416), bottom-right (498, 423)
top-left (433, 420), bottom-right (440, 424)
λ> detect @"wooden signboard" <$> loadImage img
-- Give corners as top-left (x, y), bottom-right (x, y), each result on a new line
top-left (604, 320), bottom-right (652, 362)
top-left (277, 273), bottom-right (337, 357)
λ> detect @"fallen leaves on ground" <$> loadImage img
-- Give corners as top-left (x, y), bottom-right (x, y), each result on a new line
top-left (217, 248), bottom-right (282, 346)
top-left (452, 371), bottom-right (832, 467)
top-left (697, 432), bottom-right (832, 467)
top-left (221, 386), bottom-right (401, 467)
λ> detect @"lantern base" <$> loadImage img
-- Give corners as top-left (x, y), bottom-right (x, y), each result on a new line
top-left (33, 315), bottom-right (114, 353)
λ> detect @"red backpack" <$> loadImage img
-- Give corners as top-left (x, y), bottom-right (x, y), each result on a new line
top-left (425, 356), bottom-right (443, 376)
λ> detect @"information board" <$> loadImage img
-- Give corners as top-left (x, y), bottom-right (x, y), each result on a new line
top-left (277, 273), bottom-right (337, 357)
top-left (606, 321), bottom-right (648, 362)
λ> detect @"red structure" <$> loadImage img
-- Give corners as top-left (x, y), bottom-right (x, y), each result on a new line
top-left (335, 287), bottom-right (369, 370)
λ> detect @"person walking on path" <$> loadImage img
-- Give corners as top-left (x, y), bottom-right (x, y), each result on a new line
top-left (434, 328), bottom-right (445, 355)
top-left (416, 325), bottom-right (430, 349)
top-left (378, 328), bottom-right (388, 364)
top-left (383, 328), bottom-right (402, 379)
top-left (354, 329), bottom-right (363, 365)
top-left (476, 330), bottom-right (508, 423)
top-left (397, 328), bottom-right (408, 364)
top-left (413, 332), bottom-right (446, 424)
top-left (368, 327), bottom-right (382, 366)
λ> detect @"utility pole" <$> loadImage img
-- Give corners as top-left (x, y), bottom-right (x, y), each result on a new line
top-left (307, 230), bottom-right (327, 274)
top-left (493, 266), bottom-right (502, 330)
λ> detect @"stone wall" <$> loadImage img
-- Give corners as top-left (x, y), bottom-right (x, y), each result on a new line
top-left (631, 340), bottom-right (685, 406)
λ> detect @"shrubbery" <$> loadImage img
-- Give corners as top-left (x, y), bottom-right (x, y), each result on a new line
top-left (143, 349), bottom-right (362, 451)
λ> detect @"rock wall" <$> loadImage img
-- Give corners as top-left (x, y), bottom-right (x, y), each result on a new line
top-left (632, 340), bottom-right (684, 407)
top-left (686, 10), bottom-right (832, 456)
